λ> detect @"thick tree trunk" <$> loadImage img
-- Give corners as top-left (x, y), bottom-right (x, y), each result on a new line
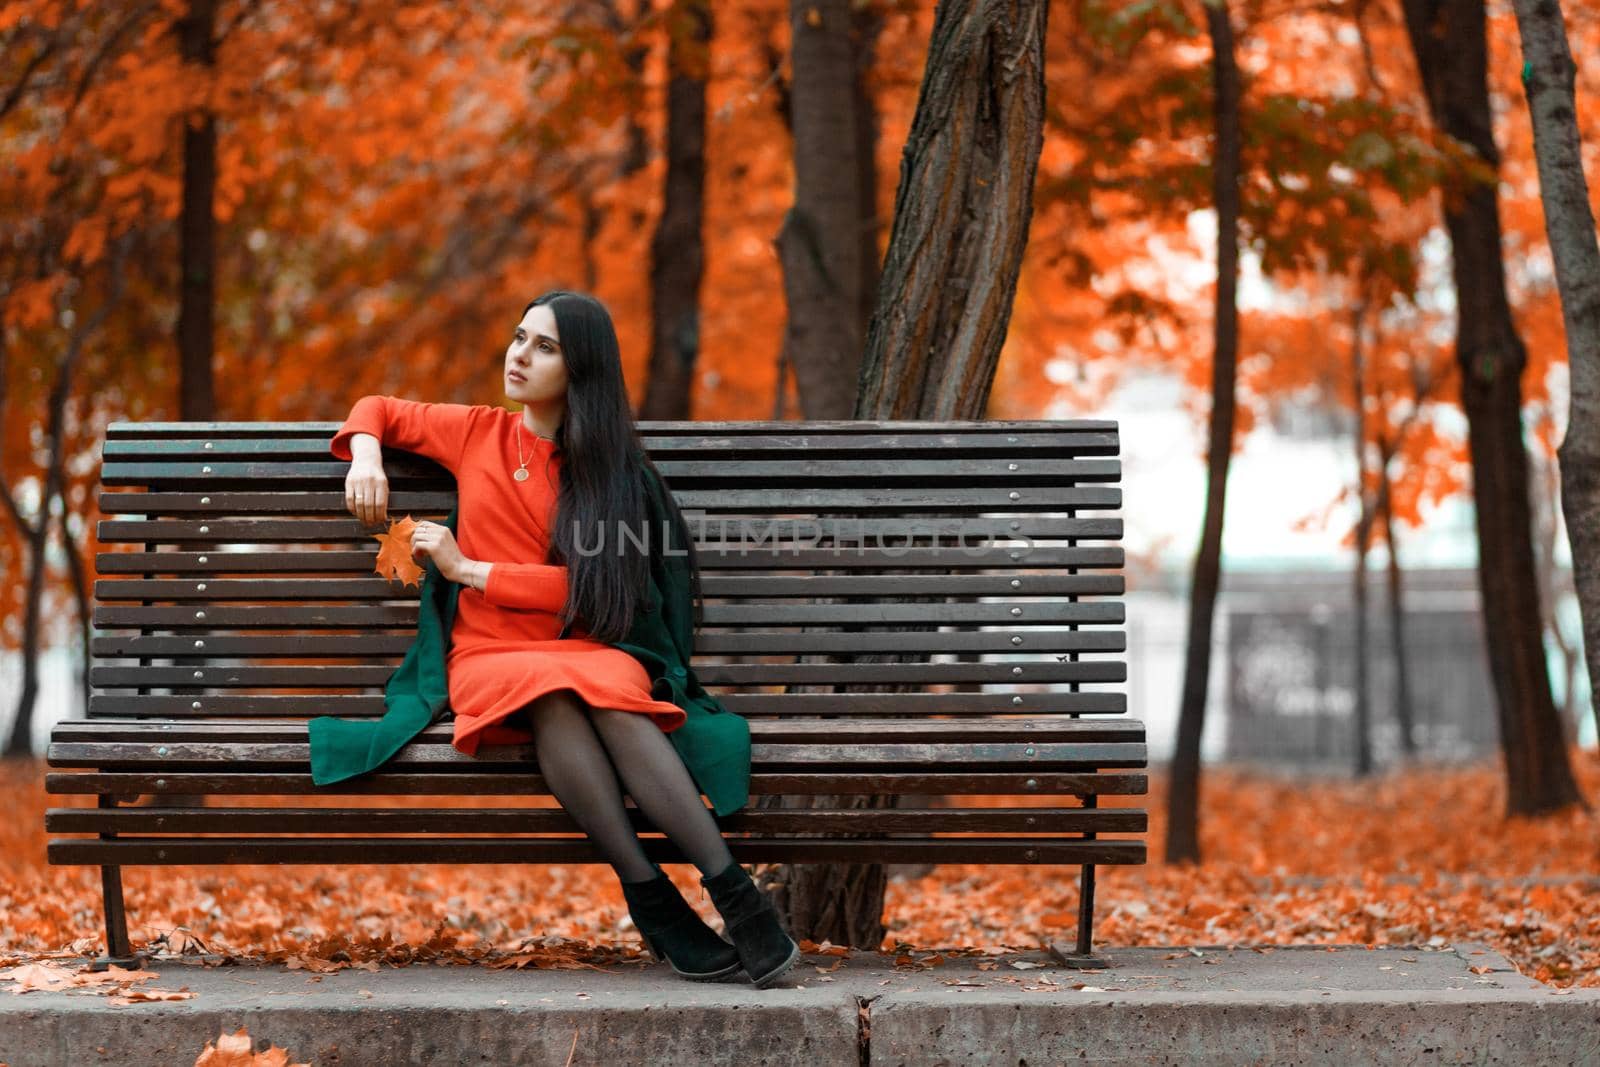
top-left (177, 0), bottom-right (216, 420)
top-left (640, 0), bottom-right (712, 420)
top-left (163, 0), bottom-right (219, 806)
top-left (758, 0), bottom-right (1049, 947)
top-left (854, 0), bottom-right (1046, 418)
top-left (1165, 0), bottom-right (1241, 865)
top-left (776, 0), bottom-right (866, 419)
top-left (766, 2), bottom-right (882, 422)
top-left (1399, 0), bottom-right (1584, 814)
top-left (1510, 0), bottom-right (1600, 762)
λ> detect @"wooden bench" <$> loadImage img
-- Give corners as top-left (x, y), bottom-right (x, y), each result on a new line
top-left (46, 418), bottom-right (1147, 971)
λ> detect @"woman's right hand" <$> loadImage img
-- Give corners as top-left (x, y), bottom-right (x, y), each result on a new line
top-left (345, 458), bottom-right (390, 527)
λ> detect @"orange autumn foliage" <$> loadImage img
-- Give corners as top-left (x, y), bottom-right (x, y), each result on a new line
top-left (6, 750), bottom-right (1600, 989)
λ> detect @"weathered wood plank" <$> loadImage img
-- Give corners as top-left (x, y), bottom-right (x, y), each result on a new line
top-left (45, 770), bottom-right (1150, 797)
top-left (48, 836), bottom-right (1147, 867)
top-left (46, 806), bottom-right (1149, 835)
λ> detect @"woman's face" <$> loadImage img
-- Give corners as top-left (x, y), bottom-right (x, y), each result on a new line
top-left (505, 304), bottom-right (569, 402)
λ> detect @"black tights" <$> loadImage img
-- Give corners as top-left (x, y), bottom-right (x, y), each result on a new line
top-left (523, 690), bottom-right (735, 884)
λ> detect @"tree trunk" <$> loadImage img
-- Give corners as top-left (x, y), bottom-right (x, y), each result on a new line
top-left (2, 242), bottom-right (130, 755)
top-left (852, 2), bottom-right (886, 344)
top-left (582, 0), bottom-right (652, 295)
top-left (1350, 299), bottom-right (1375, 778)
top-left (854, 0), bottom-right (1046, 419)
top-left (168, 0), bottom-right (218, 805)
top-left (177, 0), bottom-right (216, 420)
top-left (2, 451), bottom-right (48, 758)
top-left (848, 1), bottom-right (941, 883)
top-left (1510, 0), bottom-right (1600, 765)
top-left (1165, 0), bottom-right (1241, 865)
top-left (1376, 444), bottom-right (1420, 758)
top-left (62, 478), bottom-right (94, 731)
top-left (640, 0), bottom-right (712, 420)
top-left (1531, 419), bottom-right (1582, 744)
top-left (1398, 0), bottom-right (1584, 815)
top-left (776, 0), bottom-right (866, 419)
top-left (757, 0), bottom-right (1049, 947)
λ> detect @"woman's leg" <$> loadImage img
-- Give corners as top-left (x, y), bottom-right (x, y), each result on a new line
top-left (588, 705), bottom-right (736, 876)
top-left (523, 690), bottom-right (657, 882)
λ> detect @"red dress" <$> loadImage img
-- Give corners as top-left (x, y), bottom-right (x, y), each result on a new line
top-left (331, 396), bottom-right (688, 755)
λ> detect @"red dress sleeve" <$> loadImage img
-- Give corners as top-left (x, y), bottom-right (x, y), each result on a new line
top-left (330, 395), bottom-right (480, 475)
top-left (483, 562), bottom-right (569, 612)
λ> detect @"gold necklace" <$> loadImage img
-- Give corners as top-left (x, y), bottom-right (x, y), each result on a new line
top-left (514, 418), bottom-right (555, 481)
top-left (514, 419), bottom-right (531, 481)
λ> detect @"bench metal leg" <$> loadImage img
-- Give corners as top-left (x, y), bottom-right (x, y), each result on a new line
top-left (1049, 793), bottom-right (1111, 969)
top-left (1048, 862), bottom-right (1109, 969)
top-left (87, 796), bottom-right (146, 972)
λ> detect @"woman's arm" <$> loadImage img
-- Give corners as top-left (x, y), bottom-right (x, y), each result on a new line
top-left (330, 395), bottom-right (482, 475)
top-left (451, 557), bottom-right (570, 613)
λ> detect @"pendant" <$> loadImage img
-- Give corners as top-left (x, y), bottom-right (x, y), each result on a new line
top-left (513, 467), bottom-right (530, 481)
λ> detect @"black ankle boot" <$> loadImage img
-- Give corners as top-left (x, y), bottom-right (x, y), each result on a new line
top-left (699, 860), bottom-right (802, 988)
top-left (620, 863), bottom-right (742, 982)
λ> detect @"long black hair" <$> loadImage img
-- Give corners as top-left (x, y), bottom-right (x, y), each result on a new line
top-left (528, 290), bottom-right (703, 644)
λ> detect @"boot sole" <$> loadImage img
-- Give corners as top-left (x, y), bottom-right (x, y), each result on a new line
top-left (642, 944), bottom-right (745, 983)
top-left (748, 938), bottom-right (803, 989)
top-left (675, 959), bottom-right (745, 982)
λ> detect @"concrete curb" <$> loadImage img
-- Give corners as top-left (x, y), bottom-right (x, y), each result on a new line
top-left (2, 944), bottom-right (1594, 1066)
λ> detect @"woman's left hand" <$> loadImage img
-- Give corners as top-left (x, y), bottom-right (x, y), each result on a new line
top-left (409, 520), bottom-right (467, 580)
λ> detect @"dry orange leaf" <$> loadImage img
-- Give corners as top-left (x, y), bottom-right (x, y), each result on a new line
top-left (193, 1027), bottom-right (309, 1067)
top-left (107, 986), bottom-right (195, 1005)
top-left (0, 960), bottom-right (157, 994)
top-left (373, 515), bottom-right (424, 589)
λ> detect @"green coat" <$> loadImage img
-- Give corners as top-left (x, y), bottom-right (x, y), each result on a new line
top-left (307, 465), bottom-right (752, 816)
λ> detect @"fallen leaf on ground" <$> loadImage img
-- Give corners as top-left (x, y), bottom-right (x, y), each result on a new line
top-left (108, 986), bottom-right (196, 1004)
top-left (193, 1026), bottom-right (310, 1066)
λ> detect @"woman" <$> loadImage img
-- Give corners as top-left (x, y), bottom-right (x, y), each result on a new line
top-left (331, 290), bottom-right (800, 987)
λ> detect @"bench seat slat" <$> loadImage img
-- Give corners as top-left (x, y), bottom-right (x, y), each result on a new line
top-left (46, 806), bottom-right (1148, 835)
top-left (49, 716), bottom-right (1145, 744)
top-left (46, 770), bottom-right (1149, 796)
top-left (47, 740), bottom-right (1148, 769)
top-left (48, 836), bottom-right (1147, 867)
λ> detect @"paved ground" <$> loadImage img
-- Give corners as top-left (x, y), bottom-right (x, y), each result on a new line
top-left (2, 942), bottom-right (1595, 1065)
